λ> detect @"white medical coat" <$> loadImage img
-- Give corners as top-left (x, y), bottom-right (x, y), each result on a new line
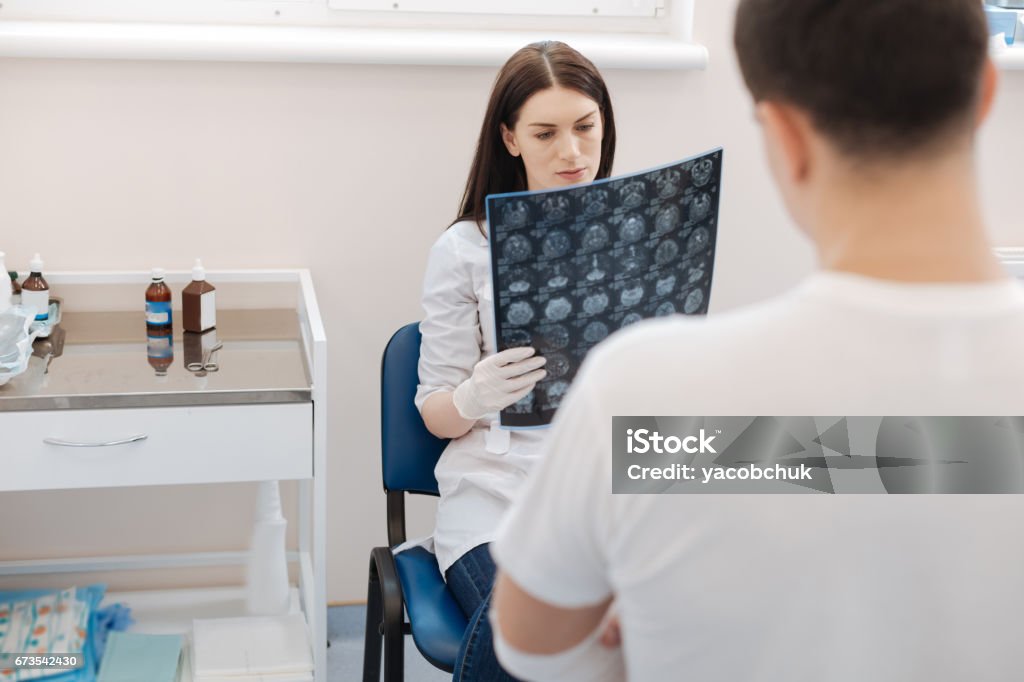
top-left (414, 219), bottom-right (547, 575)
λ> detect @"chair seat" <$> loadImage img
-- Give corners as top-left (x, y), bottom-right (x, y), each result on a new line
top-left (393, 545), bottom-right (469, 671)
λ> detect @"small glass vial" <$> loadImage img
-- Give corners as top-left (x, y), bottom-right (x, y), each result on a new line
top-left (21, 254), bottom-right (49, 323)
top-left (8, 271), bottom-right (21, 306)
top-left (145, 268), bottom-right (173, 332)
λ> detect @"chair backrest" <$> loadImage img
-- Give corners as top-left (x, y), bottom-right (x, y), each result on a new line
top-left (381, 323), bottom-right (450, 496)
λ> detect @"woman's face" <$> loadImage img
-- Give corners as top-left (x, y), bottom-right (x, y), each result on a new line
top-left (501, 86), bottom-right (603, 192)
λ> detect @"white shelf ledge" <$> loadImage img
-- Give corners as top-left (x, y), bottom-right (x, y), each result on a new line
top-left (993, 46), bottom-right (1024, 69)
top-left (0, 550), bottom-right (303, 576)
top-left (102, 585), bottom-right (303, 634)
top-left (0, 20), bottom-right (709, 69)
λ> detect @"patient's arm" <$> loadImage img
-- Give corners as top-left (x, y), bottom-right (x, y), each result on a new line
top-left (492, 572), bottom-right (624, 682)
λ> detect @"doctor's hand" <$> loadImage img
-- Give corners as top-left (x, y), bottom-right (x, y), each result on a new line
top-left (452, 347), bottom-right (547, 420)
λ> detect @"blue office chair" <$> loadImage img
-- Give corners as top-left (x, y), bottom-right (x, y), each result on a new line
top-left (363, 323), bottom-right (469, 682)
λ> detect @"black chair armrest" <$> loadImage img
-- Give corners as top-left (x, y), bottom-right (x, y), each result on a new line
top-left (371, 546), bottom-right (405, 638)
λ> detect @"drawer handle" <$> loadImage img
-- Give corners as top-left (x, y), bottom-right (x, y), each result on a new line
top-left (43, 434), bottom-right (149, 448)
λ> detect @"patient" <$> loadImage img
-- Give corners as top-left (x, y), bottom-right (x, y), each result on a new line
top-left (490, 1), bottom-right (1024, 680)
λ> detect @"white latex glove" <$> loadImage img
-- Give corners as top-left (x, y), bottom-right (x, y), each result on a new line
top-left (452, 347), bottom-right (547, 421)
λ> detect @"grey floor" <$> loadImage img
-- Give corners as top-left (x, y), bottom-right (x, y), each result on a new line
top-left (328, 604), bottom-right (451, 682)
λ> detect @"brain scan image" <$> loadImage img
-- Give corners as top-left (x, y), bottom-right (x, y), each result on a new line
top-left (619, 181), bottom-right (646, 209)
top-left (620, 281), bottom-right (645, 308)
top-left (619, 214), bottom-right (646, 243)
top-left (541, 230), bottom-right (572, 259)
top-left (582, 189), bottom-right (610, 217)
top-left (581, 223), bottom-right (610, 252)
top-left (582, 290), bottom-right (610, 316)
top-left (502, 234), bottom-right (532, 263)
top-left (655, 205), bottom-right (682, 236)
top-left (487, 150), bottom-right (720, 427)
top-left (691, 158), bottom-right (714, 187)
top-left (582, 254), bottom-right (612, 283)
top-left (502, 200), bottom-right (530, 228)
top-left (655, 169), bottom-right (682, 199)
top-left (544, 380), bottom-right (570, 408)
top-left (545, 353), bottom-right (571, 379)
top-left (620, 312), bottom-right (643, 328)
top-left (619, 245), bottom-right (649, 278)
top-left (687, 227), bottom-right (710, 256)
top-left (654, 239), bottom-right (680, 267)
top-left (538, 324), bottom-right (571, 351)
top-left (583, 321), bottom-right (610, 344)
top-left (545, 296), bottom-right (573, 322)
top-left (683, 288), bottom-right (704, 314)
top-left (542, 261), bottom-right (573, 290)
top-left (507, 301), bottom-right (535, 326)
top-left (507, 390), bottom-right (535, 414)
top-left (507, 267), bottom-right (534, 295)
top-left (690, 193), bottom-right (712, 222)
top-left (655, 301), bottom-right (677, 317)
top-left (541, 194), bottom-right (571, 222)
top-left (503, 328), bottom-right (533, 348)
top-left (655, 275), bottom-right (677, 297)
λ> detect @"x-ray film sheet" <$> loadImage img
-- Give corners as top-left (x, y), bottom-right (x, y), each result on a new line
top-left (487, 148), bottom-right (723, 428)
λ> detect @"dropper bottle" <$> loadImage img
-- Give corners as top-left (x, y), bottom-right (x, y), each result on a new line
top-left (21, 254), bottom-right (49, 322)
top-left (182, 259), bottom-right (216, 333)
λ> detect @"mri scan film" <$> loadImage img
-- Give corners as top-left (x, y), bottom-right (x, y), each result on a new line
top-left (487, 149), bottom-right (723, 427)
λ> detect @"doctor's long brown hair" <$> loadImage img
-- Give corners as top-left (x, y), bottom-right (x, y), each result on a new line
top-left (455, 41), bottom-right (617, 232)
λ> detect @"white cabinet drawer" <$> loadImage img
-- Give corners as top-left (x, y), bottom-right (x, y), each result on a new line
top-left (0, 403), bottom-right (312, 491)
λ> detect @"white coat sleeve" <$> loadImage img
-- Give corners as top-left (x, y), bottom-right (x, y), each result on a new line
top-left (414, 231), bottom-right (483, 413)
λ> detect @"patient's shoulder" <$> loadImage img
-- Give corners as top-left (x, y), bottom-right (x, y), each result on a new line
top-left (596, 298), bottom-right (795, 362)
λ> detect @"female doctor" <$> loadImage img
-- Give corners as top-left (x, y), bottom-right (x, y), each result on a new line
top-left (414, 41), bottom-right (617, 681)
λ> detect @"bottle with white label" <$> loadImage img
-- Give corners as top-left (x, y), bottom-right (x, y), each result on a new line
top-left (9, 272), bottom-right (21, 306)
top-left (145, 268), bottom-right (172, 332)
top-left (21, 254), bottom-right (49, 323)
top-left (182, 259), bottom-right (216, 333)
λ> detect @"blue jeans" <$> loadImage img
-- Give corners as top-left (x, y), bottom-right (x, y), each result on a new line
top-left (445, 543), bottom-right (521, 682)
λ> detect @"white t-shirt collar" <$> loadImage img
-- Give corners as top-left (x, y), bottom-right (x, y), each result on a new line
top-left (798, 270), bottom-right (1024, 316)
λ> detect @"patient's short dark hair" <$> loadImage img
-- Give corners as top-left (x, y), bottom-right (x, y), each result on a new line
top-left (734, 0), bottom-right (989, 158)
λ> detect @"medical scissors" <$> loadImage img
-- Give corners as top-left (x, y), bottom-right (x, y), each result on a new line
top-left (187, 341), bottom-right (223, 372)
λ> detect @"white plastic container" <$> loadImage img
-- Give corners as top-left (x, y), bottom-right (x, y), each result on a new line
top-left (0, 252), bottom-right (12, 314)
top-left (245, 481), bottom-right (291, 616)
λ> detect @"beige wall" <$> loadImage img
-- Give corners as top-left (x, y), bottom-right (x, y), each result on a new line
top-left (1, 1), bottom-right (1023, 602)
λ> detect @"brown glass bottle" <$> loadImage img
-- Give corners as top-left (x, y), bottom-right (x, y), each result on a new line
top-left (145, 268), bottom-right (173, 332)
top-left (147, 326), bottom-right (174, 376)
top-left (182, 259), bottom-right (216, 333)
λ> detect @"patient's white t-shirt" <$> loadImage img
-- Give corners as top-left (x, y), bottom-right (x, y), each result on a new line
top-left (494, 271), bottom-right (1024, 681)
